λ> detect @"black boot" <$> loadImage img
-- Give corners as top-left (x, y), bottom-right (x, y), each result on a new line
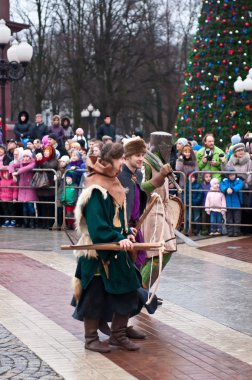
top-left (84, 319), bottom-right (111, 353)
top-left (23, 219), bottom-right (30, 228)
top-left (109, 314), bottom-right (140, 351)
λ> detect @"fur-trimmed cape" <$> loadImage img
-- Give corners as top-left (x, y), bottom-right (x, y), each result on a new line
top-left (74, 184), bottom-right (108, 259)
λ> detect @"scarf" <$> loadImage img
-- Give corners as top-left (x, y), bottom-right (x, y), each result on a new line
top-left (85, 156), bottom-right (125, 207)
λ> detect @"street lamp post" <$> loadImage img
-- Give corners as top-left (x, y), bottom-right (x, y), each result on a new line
top-left (0, 19), bottom-right (33, 143)
top-left (234, 69), bottom-right (252, 130)
top-left (81, 103), bottom-right (100, 139)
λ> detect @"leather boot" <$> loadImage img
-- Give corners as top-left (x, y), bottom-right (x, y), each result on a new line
top-left (98, 320), bottom-right (111, 336)
top-left (84, 319), bottom-right (110, 353)
top-left (126, 326), bottom-right (146, 340)
top-left (109, 314), bottom-right (140, 351)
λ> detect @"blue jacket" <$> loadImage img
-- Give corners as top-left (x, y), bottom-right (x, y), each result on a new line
top-left (183, 181), bottom-right (203, 206)
top-left (220, 177), bottom-right (243, 208)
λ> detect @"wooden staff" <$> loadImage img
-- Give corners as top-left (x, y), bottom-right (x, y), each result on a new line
top-left (61, 242), bottom-right (163, 251)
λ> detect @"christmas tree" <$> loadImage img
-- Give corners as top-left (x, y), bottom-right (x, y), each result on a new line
top-left (176, 0), bottom-right (252, 146)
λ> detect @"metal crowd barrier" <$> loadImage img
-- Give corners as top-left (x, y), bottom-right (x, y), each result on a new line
top-left (0, 167), bottom-right (58, 229)
top-left (187, 170), bottom-right (252, 235)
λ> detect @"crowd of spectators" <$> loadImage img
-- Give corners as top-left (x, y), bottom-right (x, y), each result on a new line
top-left (175, 132), bottom-right (252, 237)
top-left (0, 109), bottom-right (252, 237)
top-left (0, 111), bottom-right (114, 229)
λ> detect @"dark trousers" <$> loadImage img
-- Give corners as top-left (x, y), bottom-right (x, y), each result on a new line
top-left (201, 210), bottom-right (210, 234)
top-left (186, 206), bottom-right (201, 234)
top-left (38, 195), bottom-right (55, 227)
top-left (226, 209), bottom-right (241, 234)
top-left (1, 202), bottom-right (16, 219)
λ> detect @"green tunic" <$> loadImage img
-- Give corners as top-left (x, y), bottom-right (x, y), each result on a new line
top-left (75, 189), bottom-right (140, 294)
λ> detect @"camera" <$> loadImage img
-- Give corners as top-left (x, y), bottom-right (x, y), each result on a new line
top-left (219, 153), bottom-right (225, 158)
top-left (204, 149), bottom-right (213, 161)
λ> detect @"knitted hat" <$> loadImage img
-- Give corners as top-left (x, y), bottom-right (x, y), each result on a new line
top-left (48, 133), bottom-right (58, 141)
top-left (231, 143), bottom-right (245, 154)
top-left (65, 171), bottom-right (73, 179)
top-left (231, 134), bottom-right (241, 146)
top-left (176, 137), bottom-right (188, 146)
top-left (123, 136), bottom-right (147, 157)
top-left (76, 128), bottom-right (84, 135)
top-left (22, 149), bottom-right (32, 158)
top-left (192, 144), bottom-right (202, 151)
top-left (210, 178), bottom-right (219, 187)
top-left (59, 155), bottom-right (70, 164)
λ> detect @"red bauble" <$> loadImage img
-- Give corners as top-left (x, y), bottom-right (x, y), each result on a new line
top-left (238, 49), bottom-right (243, 53)
top-left (225, 115), bottom-right (230, 119)
top-left (223, 30), bottom-right (227, 34)
top-left (214, 94), bottom-right (217, 98)
top-left (222, 96), bottom-right (226, 100)
top-left (228, 49), bottom-right (234, 55)
top-left (185, 105), bottom-right (190, 110)
top-left (220, 43), bottom-right (224, 47)
top-left (245, 22), bottom-right (249, 27)
top-left (246, 40), bottom-right (251, 45)
top-left (222, 59), bottom-right (227, 64)
top-left (224, 3), bottom-right (228, 7)
top-left (229, 90), bottom-right (233, 95)
top-left (209, 39), bottom-right (213, 43)
top-left (232, 125), bottom-right (236, 129)
top-left (245, 66), bottom-right (249, 71)
top-left (209, 114), bottom-right (213, 118)
top-left (242, 6), bottom-right (246, 10)
top-left (185, 118), bottom-right (191, 123)
top-left (222, 19), bottom-right (227, 23)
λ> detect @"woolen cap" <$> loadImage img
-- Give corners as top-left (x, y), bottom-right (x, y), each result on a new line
top-left (231, 143), bottom-right (245, 154)
top-left (176, 137), bottom-right (188, 146)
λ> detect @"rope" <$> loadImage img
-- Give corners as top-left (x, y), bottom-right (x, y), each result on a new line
top-left (147, 194), bottom-right (164, 302)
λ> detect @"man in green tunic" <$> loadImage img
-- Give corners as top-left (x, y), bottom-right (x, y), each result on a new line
top-left (73, 143), bottom-right (141, 353)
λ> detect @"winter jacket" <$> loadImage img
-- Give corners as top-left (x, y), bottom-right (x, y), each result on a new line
top-left (9, 159), bottom-right (38, 202)
top-left (96, 123), bottom-right (116, 142)
top-left (0, 171), bottom-right (18, 201)
top-left (196, 145), bottom-right (224, 180)
top-left (48, 124), bottom-right (65, 141)
top-left (66, 160), bottom-right (86, 185)
top-left (222, 152), bottom-right (252, 188)
top-left (60, 184), bottom-right (78, 205)
top-left (29, 122), bottom-right (48, 140)
top-left (205, 190), bottom-right (226, 215)
top-left (35, 158), bottom-right (58, 197)
top-left (183, 181), bottom-right (203, 206)
top-left (14, 111), bottom-right (31, 141)
top-left (175, 158), bottom-right (199, 188)
top-left (220, 177), bottom-right (243, 208)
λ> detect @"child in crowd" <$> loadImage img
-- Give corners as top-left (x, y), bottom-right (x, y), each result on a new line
top-left (175, 144), bottom-right (199, 189)
top-left (201, 171), bottom-right (212, 235)
top-left (205, 178), bottom-right (226, 236)
top-left (9, 149), bottom-right (38, 228)
top-left (60, 171), bottom-right (78, 228)
top-left (220, 169), bottom-right (243, 237)
top-left (66, 149), bottom-right (86, 186)
top-left (72, 128), bottom-right (88, 149)
top-left (0, 169), bottom-right (18, 227)
top-left (183, 172), bottom-right (203, 235)
top-left (56, 155), bottom-right (70, 228)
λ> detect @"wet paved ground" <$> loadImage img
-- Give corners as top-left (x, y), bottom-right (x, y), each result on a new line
top-left (1, 228), bottom-right (252, 379)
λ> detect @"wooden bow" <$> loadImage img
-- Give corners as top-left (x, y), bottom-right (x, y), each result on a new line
top-left (61, 242), bottom-right (163, 251)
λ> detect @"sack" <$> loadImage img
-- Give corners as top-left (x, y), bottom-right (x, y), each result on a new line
top-left (31, 171), bottom-right (49, 188)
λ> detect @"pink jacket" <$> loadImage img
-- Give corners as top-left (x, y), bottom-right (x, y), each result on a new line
top-left (205, 190), bottom-right (226, 215)
top-left (9, 159), bottom-right (38, 202)
top-left (0, 170), bottom-right (18, 201)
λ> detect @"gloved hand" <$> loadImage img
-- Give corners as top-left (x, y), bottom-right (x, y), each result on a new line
top-left (160, 163), bottom-right (172, 177)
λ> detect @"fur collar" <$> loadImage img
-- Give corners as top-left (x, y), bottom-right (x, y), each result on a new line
top-left (74, 185), bottom-right (108, 259)
top-left (230, 152), bottom-right (250, 165)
